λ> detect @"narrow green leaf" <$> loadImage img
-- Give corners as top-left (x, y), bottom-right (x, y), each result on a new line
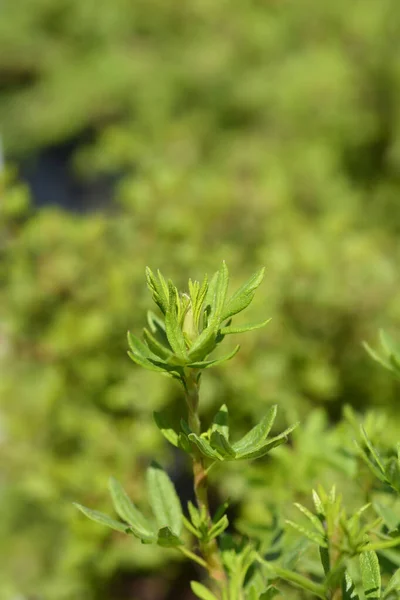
top-left (108, 478), bottom-right (156, 542)
top-left (127, 350), bottom-right (167, 373)
top-left (220, 319), bottom-right (271, 335)
top-left (127, 331), bottom-right (173, 371)
top-left (360, 427), bottom-right (386, 474)
top-left (236, 435), bottom-right (290, 460)
top-left (191, 581), bottom-right (219, 600)
top-left (285, 519), bottom-right (328, 547)
top-left (188, 265), bottom-right (229, 361)
top-left (146, 462), bottom-right (183, 536)
top-left (153, 412), bottom-right (179, 447)
top-left (232, 406), bottom-right (277, 455)
top-left (156, 526), bottom-right (183, 547)
top-left (188, 433), bottom-right (223, 461)
top-left (165, 281), bottom-right (189, 361)
top-left (293, 503), bottom-right (326, 536)
top-left (360, 551), bottom-right (381, 599)
top-left (73, 503), bottom-right (131, 533)
top-left (143, 328), bottom-right (174, 361)
top-left (211, 404), bottom-right (230, 439)
top-left (221, 267), bottom-right (265, 321)
top-left (312, 489), bottom-right (325, 517)
top-left (208, 515), bottom-right (229, 539)
top-left (188, 345), bottom-right (240, 369)
top-left (145, 267), bottom-right (169, 314)
top-left (363, 342), bottom-right (392, 371)
top-left (194, 275), bottom-right (209, 328)
top-left (210, 431), bottom-right (236, 458)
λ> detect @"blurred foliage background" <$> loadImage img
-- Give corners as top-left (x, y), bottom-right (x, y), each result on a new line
top-left (1, 0), bottom-right (400, 598)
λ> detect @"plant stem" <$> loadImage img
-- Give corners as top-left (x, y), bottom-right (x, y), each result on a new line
top-left (184, 368), bottom-right (227, 587)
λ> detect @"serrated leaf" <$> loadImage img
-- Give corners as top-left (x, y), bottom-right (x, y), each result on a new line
top-left (232, 406), bottom-right (277, 455)
top-left (108, 478), bottom-right (156, 542)
top-left (153, 412), bottom-right (179, 447)
top-left (188, 345), bottom-right (240, 369)
top-left (74, 503), bottom-right (131, 533)
top-left (286, 519), bottom-right (328, 547)
top-left (210, 431), bottom-right (236, 458)
top-left (194, 275), bottom-right (209, 328)
top-left (312, 489), bottom-right (325, 517)
top-left (293, 503), bottom-right (326, 536)
top-left (220, 319), bottom-right (271, 335)
top-left (191, 581), bottom-right (219, 600)
top-left (146, 462), bottom-right (183, 536)
top-left (156, 526), bottom-right (183, 547)
top-left (188, 264), bottom-right (229, 361)
top-left (146, 267), bottom-right (169, 314)
top-left (360, 551), bottom-right (381, 599)
top-left (221, 267), bottom-right (265, 321)
top-left (188, 433), bottom-right (223, 460)
top-left (164, 281), bottom-right (189, 361)
top-left (211, 404), bottom-right (230, 439)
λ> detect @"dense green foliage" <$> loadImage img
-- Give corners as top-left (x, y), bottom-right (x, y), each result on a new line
top-left (1, 0), bottom-right (400, 598)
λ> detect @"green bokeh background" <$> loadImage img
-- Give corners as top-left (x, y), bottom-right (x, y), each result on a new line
top-left (1, 1), bottom-right (400, 598)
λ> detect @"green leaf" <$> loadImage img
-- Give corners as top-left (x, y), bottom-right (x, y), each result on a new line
top-left (165, 281), bottom-right (189, 361)
top-left (293, 503), bottom-right (326, 536)
top-left (220, 318), bottom-right (271, 335)
top-left (143, 327), bottom-right (174, 361)
top-left (153, 411), bottom-right (179, 447)
top-left (73, 503), bottom-right (131, 533)
top-left (108, 478), bottom-right (156, 542)
top-left (285, 519), bottom-right (328, 547)
top-left (211, 404), bottom-right (230, 439)
top-left (146, 462), bottom-right (183, 536)
top-left (190, 581), bottom-right (219, 600)
top-left (208, 514), bottom-right (229, 539)
top-left (360, 551), bottom-right (381, 599)
top-left (221, 267), bottom-right (265, 321)
top-left (188, 345), bottom-right (240, 369)
top-left (235, 422), bottom-right (298, 460)
top-left (156, 526), bottom-right (183, 547)
top-left (127, 331), bottom-right (172, 371)
top-left (209, 431), bottom-right (236, 458)
top-left (312, 489), bottom-right (325, 517)
top-left (360, 427), bottom-right (386, 474)
top-left (146, 267), bottom-right (169, 314)
top-left (188, 433), bottom-right (223, 460)
top-left (188, 264), bottom-right (229, 361)
top-left (232, 406), bottom-right (278, 455)
top-left (194, 275), bottom-right (209, 328)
